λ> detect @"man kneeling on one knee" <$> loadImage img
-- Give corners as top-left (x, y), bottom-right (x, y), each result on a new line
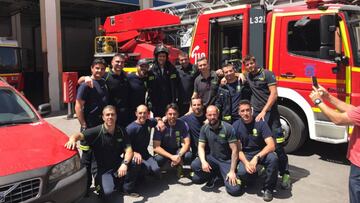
top-left (153, 103), bottom-right (192, 173)
top-left (191, 105), bottom-right (242, 196)
top-left (233, 100), bottom-right (278, 202)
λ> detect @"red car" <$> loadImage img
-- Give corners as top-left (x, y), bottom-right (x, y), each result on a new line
top-left (0, 79), bottom-right (87, 203)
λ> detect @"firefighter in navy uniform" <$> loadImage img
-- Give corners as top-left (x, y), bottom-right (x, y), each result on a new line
top-left (191, 105), bottom-right (241, 196)
top-left (215, 63), bottom-right (251, 124)
top-left (103, 54), bottom-right (131, 127)
top-left (66, 106), bottom-right (140, 202)
top-left (234, 100), bottom-right (278, 202)
top-left (147, 44), bottom-right (180, 117)
top-left (177, 52), bottom-right (199, 116)
top-left (243, 55), bottom-right (291, 190)
top-left (75, 58), bottom-right (109, 196)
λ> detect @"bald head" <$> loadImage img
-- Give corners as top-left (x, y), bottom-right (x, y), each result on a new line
top-left (135, 104), bottom-right (149, 124)
top-left (206, 105), bottom-right (219, 126)
top-left (136, 104), bottom-right (149, 113)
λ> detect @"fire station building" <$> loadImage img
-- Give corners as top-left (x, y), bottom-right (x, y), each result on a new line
top-left (0, 0), bottom-right (180, 110)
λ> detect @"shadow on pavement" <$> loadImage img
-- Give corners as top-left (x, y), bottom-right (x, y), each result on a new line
top-left (291, 140), bottom-right (349, 165)
top-left (132, 170), bottom-right (181, 203)
top-left (241, 163), bottom-right (309, 200)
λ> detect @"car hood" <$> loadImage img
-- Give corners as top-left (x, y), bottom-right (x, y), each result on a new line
top-left (0, 121), bottom-right (77, 176)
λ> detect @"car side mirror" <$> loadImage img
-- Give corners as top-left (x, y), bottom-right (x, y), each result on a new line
top-left (38, 103), bottom-right (51, 117)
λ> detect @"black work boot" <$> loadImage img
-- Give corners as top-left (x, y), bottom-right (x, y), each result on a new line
top-left (263, 189), bottom-right (273, 202)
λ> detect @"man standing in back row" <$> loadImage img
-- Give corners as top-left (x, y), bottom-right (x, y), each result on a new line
top-left (177, 52), bottom-right (199, 115)
top-left (75, 58), bottom-right (109, 195)
top-left (242, 55), bottom-right (291, 190)
top-left (147, 44), bottom-right (180, 117)
top-left (127, 59), bottom-right (150, 122)
top-left (192, 57), bottom-right (219, 108)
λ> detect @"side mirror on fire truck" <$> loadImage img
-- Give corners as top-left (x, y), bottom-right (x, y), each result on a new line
top-left (319, 15), bottom-right (337, 60)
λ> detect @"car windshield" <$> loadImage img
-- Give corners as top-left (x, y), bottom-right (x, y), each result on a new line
top-left (0, 88), bottom-right (39, 126)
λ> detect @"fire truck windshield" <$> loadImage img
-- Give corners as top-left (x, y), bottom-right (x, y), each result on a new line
top-left (0, 47), bottom-right (21, 74)
top-left (347, 12), bottom-right (360, 66)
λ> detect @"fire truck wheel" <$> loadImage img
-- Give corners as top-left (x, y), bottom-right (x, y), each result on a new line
top-left (278, 105), bottom-right (307, 153)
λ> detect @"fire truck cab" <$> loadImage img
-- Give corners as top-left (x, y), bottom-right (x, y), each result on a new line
top-left (189, 0), bottom-right (359, 152)
top-left (0, 38), bottom-right (23, 91)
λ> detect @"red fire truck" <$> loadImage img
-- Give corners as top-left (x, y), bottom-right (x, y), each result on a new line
top-left (0, 38), bottom-right (24, 91)
top-left (95, 0), bottom-right (360, 152)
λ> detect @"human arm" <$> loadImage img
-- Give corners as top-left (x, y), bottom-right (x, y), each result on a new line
top-left (132, 152), bottom-right (142, 165)
top-left (215, 68), bottom-right (224, 78)
top-left (239, 150), bottom-right (256, 174)
top-left (153, 140), bottom-right (178, 163)
top-left (64, 132), bottom-right (85, 150)
top-left (173, 136), bottom-right (190, 166)
top-left (154, 117), bottom-right (166, 132)
top-left (316, 85), bottom-right (355, 113)
top-left (256, 136), bottom-right (275, 159)
top-left (227, 142), bottom-right (239, 186)
top-left (198, 142), bottom-right (211, 172)
top-left (238, 73), bottom-right (246, 83)
top-left (118, 145), bottom-right (133, 177)
top-left (75, 99), bottom-right (87, 129)
top-left (256, 85), bottom-right (277, 122)
top-left (77, 76), bottom-right (93, 88)
top-left (248, 136), bottom-right (275, 173)
top-left (310, 87), bottom-right (354, 125)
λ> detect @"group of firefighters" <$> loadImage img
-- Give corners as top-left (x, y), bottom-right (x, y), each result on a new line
top-left (64, 44), bottom-right (292, 202)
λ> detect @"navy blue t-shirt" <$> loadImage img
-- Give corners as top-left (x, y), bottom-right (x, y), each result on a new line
top-left (153, 119), bottom-right (189, 154)
top-left (76, 78), bottom-right (108, 128)
top-left (180, 113), bottom-right (205, 151)
top-left (127, 73), bottom-right (147, 112)
top-left (126, 119), bottom-right (157, 159)
top-left (232, 118), bottom-right (272, 153)
top-left (177, 63), bottom-right (198, 105)
top-left (246, 68), bottom-right (277, 112)
top-left (83, 124), bottom-right (131, 172)
top-left (104, 71), bottom-right (130, 126)
top-left (199, 121), bottom-right (238, 161)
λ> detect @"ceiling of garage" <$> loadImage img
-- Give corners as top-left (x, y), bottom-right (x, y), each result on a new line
top-left (0, 0), bottom-right (139, 19)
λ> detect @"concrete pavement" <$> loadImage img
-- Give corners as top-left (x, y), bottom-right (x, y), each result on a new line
top-left (46, 113), bottom-right (350, 203)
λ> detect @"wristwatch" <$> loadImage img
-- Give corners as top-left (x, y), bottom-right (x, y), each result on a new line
top-left (314, 98), bottom-right (322, 106)
top-left (122, 160), bottom-right (129, 166)
top-left (256, 155), bottom-right (261, 161)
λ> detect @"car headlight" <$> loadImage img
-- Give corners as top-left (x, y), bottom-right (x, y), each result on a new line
top-left (49, 154), bottom-right (81, 182)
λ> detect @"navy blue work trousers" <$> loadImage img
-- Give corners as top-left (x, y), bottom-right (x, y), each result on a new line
top-left (96, 162), bottom-right (140, 202)
top-left (154, 151), bottom-right (193, 167)
top-left (237, 151), bottom-right (278, 191)
top-left (191, 155), bottom-right (242, 196)
top-left (254, 110), bottom-right (289, 175)
top-left (139, 156), bottom-right (161, 176)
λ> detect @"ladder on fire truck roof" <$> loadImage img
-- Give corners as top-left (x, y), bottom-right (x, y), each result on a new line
top-left (151, 0), bottom-right (305, 25)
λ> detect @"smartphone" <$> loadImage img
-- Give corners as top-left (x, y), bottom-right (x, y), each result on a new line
top-left (312, 76), bottom-right (319, 88)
